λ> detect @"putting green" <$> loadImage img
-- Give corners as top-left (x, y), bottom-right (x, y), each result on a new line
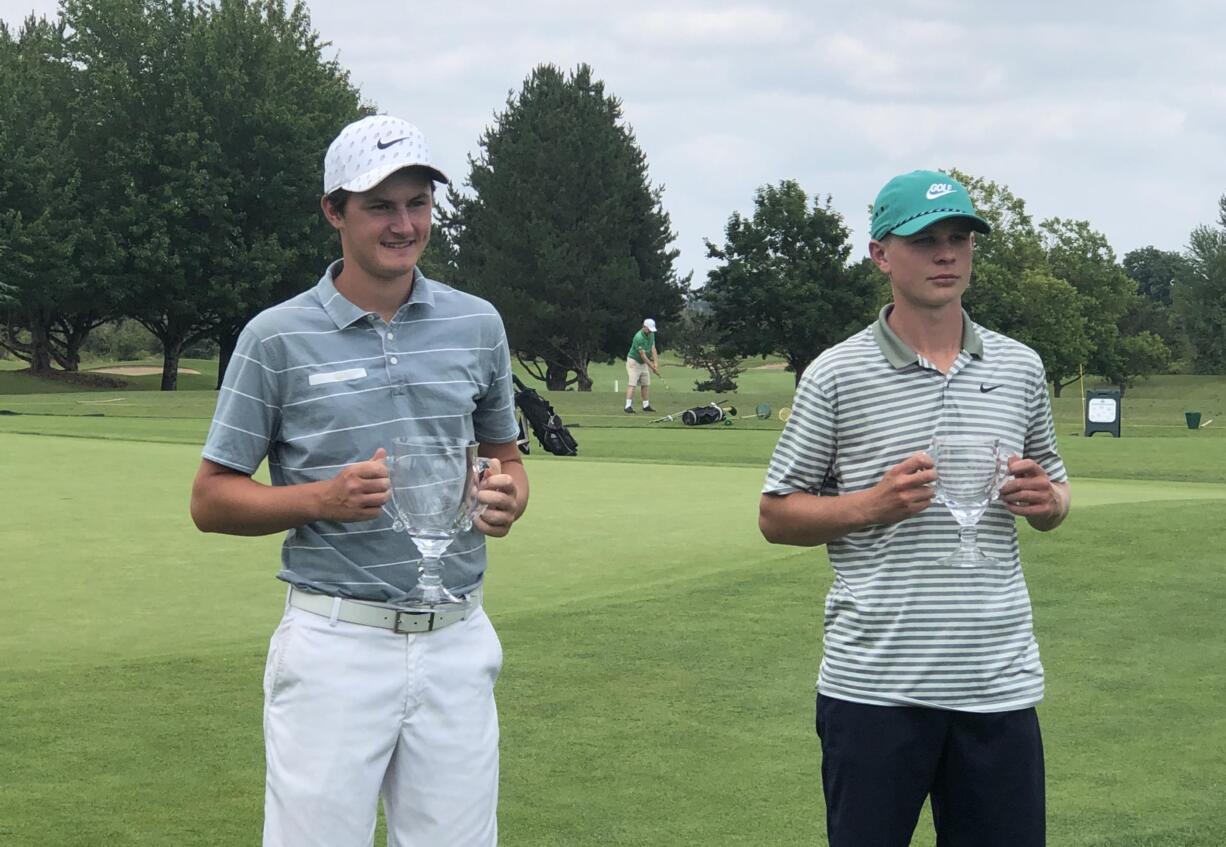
top-left (5, 429), bottom-right (1224, 673)
top-left (1069, 477), bottom-right (1226, 506)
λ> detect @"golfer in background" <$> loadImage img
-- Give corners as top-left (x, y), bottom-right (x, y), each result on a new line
top-left (190, 114), bottom-right (528, 846)
top-left (759, 170), bottom-right (1070, 846)
top-left (624, 317), bottom-right (659, 413)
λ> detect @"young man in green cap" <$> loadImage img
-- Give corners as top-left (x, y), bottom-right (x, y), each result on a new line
top-left (759, 170), bottom-right (1070, 846)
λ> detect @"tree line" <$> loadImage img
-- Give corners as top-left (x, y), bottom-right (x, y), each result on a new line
top-left (3, 1), bottom-right (1223, 393)
top-left (685, 172), bottom-right (1223, 393)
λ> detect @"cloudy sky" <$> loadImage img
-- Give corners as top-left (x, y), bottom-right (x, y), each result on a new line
top-left (5, 0), bottom-right (1226, 284)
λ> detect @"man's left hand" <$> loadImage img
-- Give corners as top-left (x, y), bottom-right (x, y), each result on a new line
top-left (474, 458), bottom-right (520, 537)
top-left (999, 456), bottom-right (1068, 528)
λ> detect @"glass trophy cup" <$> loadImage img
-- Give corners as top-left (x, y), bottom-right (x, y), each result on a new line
top-left (929, 435), bottom-right (1009, 567)
top-left (388, 437), bottom-right (489, 608)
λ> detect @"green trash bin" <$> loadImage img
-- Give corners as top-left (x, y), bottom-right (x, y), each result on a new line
top-left (1185, 411), bottom-right (1202, 429)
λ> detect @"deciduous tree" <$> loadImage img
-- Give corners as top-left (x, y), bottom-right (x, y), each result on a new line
top-left (1042, 217), bottom-right (1168, 392)
top-left (668, 305), bottom-right (743, 393)
top-left (1180, 197), bottom-right (1226, 373)
top-left (62, 0), bottom-right (363, 390)
top-left (0, 15), bottom-right (117, 372)
top-left (703, 180), bottom-right (875, 385)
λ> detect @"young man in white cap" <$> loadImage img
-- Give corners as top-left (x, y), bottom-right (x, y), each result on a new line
top-left (760, 170), bottom-right (1069, 846)
top-left (624, 317), bottom-right (659, 413)
top-left (191, 114), bottom-right (528, 846)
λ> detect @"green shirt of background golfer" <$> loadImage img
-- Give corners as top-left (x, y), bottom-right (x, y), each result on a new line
top-left (760, 170), bottom-right (1070, 847)
top-left (624, 318), bottom-right (659, 413)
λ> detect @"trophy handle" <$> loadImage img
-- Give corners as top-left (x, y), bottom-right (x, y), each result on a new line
top-left (991, 446), bottom-right (1012, 501)
top-left (382, 453), bottom-right (405, 532)
top-left (460, 456), bottom-right (493, 530)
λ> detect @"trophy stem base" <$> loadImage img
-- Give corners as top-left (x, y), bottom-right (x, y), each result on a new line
top-left (405, 560), bottom-right (467, 609)
top-left (937, 526), bottom-right (998, 568)
top-left (937, 547), bottom-right (999, 568)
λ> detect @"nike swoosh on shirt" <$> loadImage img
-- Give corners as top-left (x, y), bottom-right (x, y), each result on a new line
top-left (979, 384), bottom-right (1003, 393)
top-left (376, 137), bottom-right (408, 149)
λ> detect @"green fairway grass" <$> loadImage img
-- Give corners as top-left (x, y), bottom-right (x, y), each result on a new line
top-left (3, 372), bottom-right (1226, 845)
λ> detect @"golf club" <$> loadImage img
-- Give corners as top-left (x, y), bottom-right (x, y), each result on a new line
top-left (732, 403), bottom-right (772, 420)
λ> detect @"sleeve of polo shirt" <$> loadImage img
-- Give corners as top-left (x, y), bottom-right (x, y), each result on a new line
top-left (1023, 361), bottom-right (1067, 484)
top-left (473, 315), bottom-right (519, 444)
top-left (762, 362), bottom-right (836, 496)
top-left (201, 326), bottom-right (282, 475)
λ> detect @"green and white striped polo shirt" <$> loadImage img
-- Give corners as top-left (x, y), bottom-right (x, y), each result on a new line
top-left (202, 261), bottom-right (519, 604)
top-left (763, 305), bottom-right (1067, 713)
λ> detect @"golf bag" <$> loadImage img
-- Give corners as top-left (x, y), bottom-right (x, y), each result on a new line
top-left (681, 403), bottom-right (728, 426)
top-left (512, 374), bottom-right (578, 456)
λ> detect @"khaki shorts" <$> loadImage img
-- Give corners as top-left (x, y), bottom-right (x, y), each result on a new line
top-left (626, 357), bottom-right (651, 387)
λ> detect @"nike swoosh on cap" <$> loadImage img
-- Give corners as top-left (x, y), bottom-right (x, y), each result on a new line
top-left (376, 137), bottom-right (409, 149)
top-left (926, 184), bottom-right (956, 200)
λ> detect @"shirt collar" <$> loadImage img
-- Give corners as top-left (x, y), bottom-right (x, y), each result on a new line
top-left (870, 304), bottom-right (984, 369)
top-left (314, 261), bottom-right (435, 329)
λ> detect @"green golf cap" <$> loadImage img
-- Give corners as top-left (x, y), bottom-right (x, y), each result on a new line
top-left (870, 170), bottom-right (991, 240)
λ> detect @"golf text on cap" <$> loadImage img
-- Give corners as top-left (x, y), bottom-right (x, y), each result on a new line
top-left (323, 115), bottom-right (449, 195)
top-left (869, 170), bottom-right (992, 240)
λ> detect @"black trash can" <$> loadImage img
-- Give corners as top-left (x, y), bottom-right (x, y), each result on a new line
top-left (1185, 411), bottom-right (1202, 430)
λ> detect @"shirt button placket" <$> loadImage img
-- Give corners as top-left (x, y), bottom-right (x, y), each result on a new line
top-left (385, 328), bottom-right (398, 367)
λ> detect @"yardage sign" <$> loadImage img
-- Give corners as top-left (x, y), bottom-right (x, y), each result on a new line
top-left (1085, 389), bottom-right (1121, 437)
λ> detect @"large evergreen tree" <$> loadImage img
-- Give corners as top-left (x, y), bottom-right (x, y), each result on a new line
top-left (452, 63), bottom-right (686, 391)
top-left (703, 180), bottom-right (875, 384)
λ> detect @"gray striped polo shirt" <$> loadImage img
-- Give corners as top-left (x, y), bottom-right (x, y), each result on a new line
top-left (763, 305), bottom-right (1067, 713)
top-left (202, 261), bottom-right (518, 603)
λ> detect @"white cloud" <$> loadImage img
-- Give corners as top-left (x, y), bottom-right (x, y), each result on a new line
top-left (621, 6), bottom-right (802, 47)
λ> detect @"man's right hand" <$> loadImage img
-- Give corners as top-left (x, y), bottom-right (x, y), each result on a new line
top-left (317, 448), bottom-right (391, 522)
top-left (867, 452), bottom-right (937, 525)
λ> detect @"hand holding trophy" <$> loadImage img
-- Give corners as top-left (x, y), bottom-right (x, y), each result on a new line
top-left (929, 436), bottom-right (1009, 567)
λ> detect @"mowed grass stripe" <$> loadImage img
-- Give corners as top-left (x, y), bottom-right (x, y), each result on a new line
top-left (6, 432), bottom-right (1225, 670)
top-left (2, 499), bottom-right (1224, 845)
top-left (7, 413), bottom-right (1226, 485)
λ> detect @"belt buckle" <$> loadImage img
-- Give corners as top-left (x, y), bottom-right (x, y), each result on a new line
top-left (393, 610), bottom-right (435, 634)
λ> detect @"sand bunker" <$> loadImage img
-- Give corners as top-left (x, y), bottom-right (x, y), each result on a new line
top-left (90, 366), bottom-right (202, 376)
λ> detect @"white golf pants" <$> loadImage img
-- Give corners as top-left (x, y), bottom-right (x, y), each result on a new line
top-left (262, 599), bottom-right (503, 846)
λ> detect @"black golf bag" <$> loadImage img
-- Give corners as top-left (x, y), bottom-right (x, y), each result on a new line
top-left (512, 374), bottom-right (578, 456)
top-left (681, 403), bottom-right (730, 426)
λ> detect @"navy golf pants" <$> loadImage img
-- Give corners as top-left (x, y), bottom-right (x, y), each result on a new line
top-left (815, 695), bottom-right (1045, 847)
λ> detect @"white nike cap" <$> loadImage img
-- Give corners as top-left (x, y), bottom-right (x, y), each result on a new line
top-left (643, 318), bottom-right (657, 332)
top-left (323, 115), bottom-right (449, 195)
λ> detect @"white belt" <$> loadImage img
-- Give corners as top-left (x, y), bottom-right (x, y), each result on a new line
top-left (288, 587), bottom-right (478, 634)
